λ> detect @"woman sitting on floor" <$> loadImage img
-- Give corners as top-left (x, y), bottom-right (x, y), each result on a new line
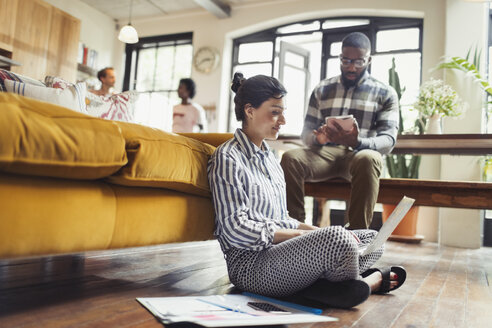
top-left (207, 72), bottom-right (406, 308)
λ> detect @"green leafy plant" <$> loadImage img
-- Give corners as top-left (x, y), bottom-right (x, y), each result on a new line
top-left (435, 53), bottom-right (492, 108)
top-left (385, 58), bottom-right (422, 179)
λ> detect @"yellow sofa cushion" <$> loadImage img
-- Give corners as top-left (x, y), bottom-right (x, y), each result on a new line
top-left (0, 173), bottom-right (117, 258)
top-left (107, 122), bottom-right (216, 197)
top-left (109, 185), bottom-right (214, 248)
top-left (0, 93), bottom-right (127, 179)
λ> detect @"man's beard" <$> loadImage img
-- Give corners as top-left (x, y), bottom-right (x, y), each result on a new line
top-left (341, 67), bottom-right (367, 88)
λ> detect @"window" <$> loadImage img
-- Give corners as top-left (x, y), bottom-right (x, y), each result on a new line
top-left (123, 33), bottom-right (193, 131)
top-left (230, 17), bottom-right (423, 134)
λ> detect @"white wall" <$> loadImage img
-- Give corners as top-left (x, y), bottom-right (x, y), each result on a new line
top-left (437, 0), bottom-right (489, 248)
top-left (43, 0), bottom-right (119, 88)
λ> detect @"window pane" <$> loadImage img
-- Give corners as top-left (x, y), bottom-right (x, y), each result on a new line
top-left (285, 52), bottom-right (305, 68)
top-left (238, 42), bottom-right (273, 63)
top-left (274, 32), bottom-right (323, 85)
top-left (326, 58), bottom-right (340, 79)
top-left (233, 63), bottom-right (272, 77)
top-left (172, 44), bottom-right (193, 87)
top-left (330, 42), bottom-right (342, 56)
top-left (277, 21), bottom-right (320, 34)
top-left (134, 91), bottom-right (176, 132)
top-left (282, 66), bottom-right (307, 135)
top-left (376, 28), bottom-right (419, 52)
top-left (135, 48), bottom-right (156, 91)
top-left (322, 19), bottom-right (370, 29)
top-left (277, 33), bottom-right (322, 97)
top-left (154, 46), bottom-right (176, 90)
top-left (371, 53), bottom-right (421, 132)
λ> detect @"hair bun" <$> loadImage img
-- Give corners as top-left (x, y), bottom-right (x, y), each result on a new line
top-left (231, 72), bottom-right (246, 93)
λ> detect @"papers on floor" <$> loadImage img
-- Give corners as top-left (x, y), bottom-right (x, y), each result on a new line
top-left (137, 293), bottom-right (337, 327)
top-left (359, 196), bottom-right (416, 256)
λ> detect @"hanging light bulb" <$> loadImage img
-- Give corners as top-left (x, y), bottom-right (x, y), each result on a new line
top-left (118, 0), bottom-right (139, 44)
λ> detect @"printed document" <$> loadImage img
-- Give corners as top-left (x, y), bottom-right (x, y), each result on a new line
top-left (137, 294), bottom-right (337, 327)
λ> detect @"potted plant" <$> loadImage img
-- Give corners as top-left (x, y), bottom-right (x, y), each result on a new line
top-left (412, 79), bottom-right (465, 134)
top-left (383, 58), bottom-right (424, 241)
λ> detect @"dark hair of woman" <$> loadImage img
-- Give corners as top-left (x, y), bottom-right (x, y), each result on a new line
top-left (231, 72), bottom-right (287, 122)
top-left (179, 78), bottom-right (196, 99)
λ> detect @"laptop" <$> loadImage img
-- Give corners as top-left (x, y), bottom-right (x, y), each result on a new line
top-left (359, 196), bottom-right (415, 256)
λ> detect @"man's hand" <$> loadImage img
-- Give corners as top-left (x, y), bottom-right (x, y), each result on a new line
top-left (324, 119), bottom-right (360, 148)
top-left (313, 124), bottom-right (331, 144)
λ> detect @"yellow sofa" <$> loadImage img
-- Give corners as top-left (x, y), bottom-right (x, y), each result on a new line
top-left (0, 93), bottom-right (232, 258)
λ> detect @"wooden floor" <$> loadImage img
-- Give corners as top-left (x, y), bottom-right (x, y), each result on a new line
top-left (1, 240), bottom-right (491, 328)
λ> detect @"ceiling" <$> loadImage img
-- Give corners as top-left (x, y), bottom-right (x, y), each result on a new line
top-left (79, 0), bottom-right (269, 21)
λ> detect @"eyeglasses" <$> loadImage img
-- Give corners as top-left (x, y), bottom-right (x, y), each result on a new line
top-left (339, 56), bottom-right (369, 68)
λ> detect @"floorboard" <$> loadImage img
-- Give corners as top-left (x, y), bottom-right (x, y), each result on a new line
top-left (1, 240), bottom-right (491, 327)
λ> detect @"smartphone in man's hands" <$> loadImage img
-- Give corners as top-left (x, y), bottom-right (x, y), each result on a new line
top-left (325, 115), bottom-right (355, 131)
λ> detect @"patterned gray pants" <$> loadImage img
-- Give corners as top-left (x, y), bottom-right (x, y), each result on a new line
top-left (225, 226), bottom-right (383, 297)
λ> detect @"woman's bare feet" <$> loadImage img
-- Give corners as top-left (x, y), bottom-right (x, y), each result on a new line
top-left (362, 270), bottom-right (399, 293)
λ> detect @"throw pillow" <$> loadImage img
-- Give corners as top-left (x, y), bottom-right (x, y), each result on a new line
top-left (86, 91), bottom-right (137, 122)
top-left (44, 75), bottom-right (88, 113)
top-left (0, 68), bottom-right (45, 91)
top-left (5, 79), bottom-right (87, 114)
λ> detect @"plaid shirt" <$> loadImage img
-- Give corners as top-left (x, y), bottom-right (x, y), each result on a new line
top-left (301, 72), bottom-right (399, 155)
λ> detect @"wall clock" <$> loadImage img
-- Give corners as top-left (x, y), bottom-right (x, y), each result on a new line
top-left (193, 46), bottom-right (220, 74)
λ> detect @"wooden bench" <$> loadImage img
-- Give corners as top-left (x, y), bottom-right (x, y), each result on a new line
top-left (298, 134), bottom-right (492, 210)
top-left (305, 178), bottom-right (492, 209)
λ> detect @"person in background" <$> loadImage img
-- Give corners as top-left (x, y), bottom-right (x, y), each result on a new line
top-left (207, 72), bottom-right (406, 309)
top-left (90, 67), bottom-right (116, 97)
top-left (280, 32), bottom-right (399, 229)
top-left (172, 78), bottom-right (208, 133)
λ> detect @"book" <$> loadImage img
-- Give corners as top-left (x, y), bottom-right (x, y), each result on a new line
top-left (137, 294), bottom-right (337, 327)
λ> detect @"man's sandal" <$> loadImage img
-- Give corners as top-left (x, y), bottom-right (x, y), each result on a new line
top-left (361, 266), bottom-right (407, 294)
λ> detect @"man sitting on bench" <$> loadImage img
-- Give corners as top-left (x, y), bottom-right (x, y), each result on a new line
top-left (280, 32), bottom-right (399, 229)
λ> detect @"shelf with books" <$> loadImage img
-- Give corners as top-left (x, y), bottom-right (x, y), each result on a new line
top-left (77, 63), bottom-right (97, 77)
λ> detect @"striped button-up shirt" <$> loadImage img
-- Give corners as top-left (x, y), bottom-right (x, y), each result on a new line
top-left (302, 72), bottom-right (399, 155)
top-left (208, 129), bottom-right (300, 253)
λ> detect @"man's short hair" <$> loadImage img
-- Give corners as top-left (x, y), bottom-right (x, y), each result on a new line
top-left (342, 32), bottom-right (371, 52)
top-left (179, 78), bottom-right (196, 99)
top-left (97, 67), bottom-right (114, 82)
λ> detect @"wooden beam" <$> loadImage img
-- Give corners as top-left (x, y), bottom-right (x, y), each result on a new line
top-left (305, 178), bottom-right (492, 210)
top-left (193, 0), bottom-right (230, 18)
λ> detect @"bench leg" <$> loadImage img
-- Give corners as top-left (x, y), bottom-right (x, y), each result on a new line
top-left (312, 197), bottom-right (331, 227)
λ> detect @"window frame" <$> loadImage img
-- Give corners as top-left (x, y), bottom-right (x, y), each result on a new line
top-left (229, 16), bottom-right (423, 131)
top-left (122, 32), bottom-right (193, 92)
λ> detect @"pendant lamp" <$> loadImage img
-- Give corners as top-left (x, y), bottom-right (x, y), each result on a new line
top-left (118, 0), bottom-right (139, 44)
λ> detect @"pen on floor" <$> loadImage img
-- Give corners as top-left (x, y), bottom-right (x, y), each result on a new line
top-left (242, 292), bottom-right (323, 315)
top-left (197, 298), bottom-right (254, 315)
